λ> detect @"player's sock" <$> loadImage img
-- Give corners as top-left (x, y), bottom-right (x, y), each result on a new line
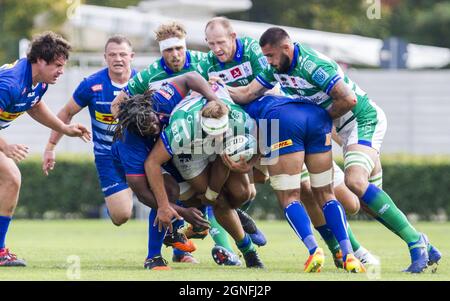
top-left (285, 201), bottom-right (318, 255)
top-left (171, 211), bottom-right (186, 255)
top-left (147, 209), bottom-right (165, 259)
top-left (240, 199), bottom-right (253, 212)
top-left (236, 233), bottom-right (256, 255)
top-left (315, 224), bottom-right (340, 255)
top-left (0, 215), bottom-right (11, 249)
top-left (207, 206), bottom-right (235, 253)
top-left (361, 184), bottom-right (420, 244)
top-left (347, 222), bottom-right (361, 251)
top-left (374, 216), bottom-right (402, 238)
top-left (322, 200), bottom-right (353, 259)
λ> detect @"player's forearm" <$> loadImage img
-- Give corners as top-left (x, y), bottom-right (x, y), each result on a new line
top-left (183, 72), bottom-right (219, 102)
top-left (111, 91), bottom-right (127, 117)
top-left (46, 109), bottom-right (74, 150)
top-left (208, 158), bottom-right (230, 195)
top-left (146, 161), bottom-right (171, 209)
top-left (328, 81), bottom-right (357, 119)
top-left (0, 136), bottom-right (8, 153)
top-left (27, 102), bottom-right (68, 134)
top-left (328, 97), bottom-right (356, 120)
top-left (228, 85), bottom-right (255, 104)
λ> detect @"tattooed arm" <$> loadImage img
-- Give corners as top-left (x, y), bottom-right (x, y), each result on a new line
top-left (327, 80), bottom-right (357, 120)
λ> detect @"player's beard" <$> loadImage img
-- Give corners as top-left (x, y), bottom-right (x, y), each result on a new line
top-left (277, 53), bottom-right (291, 73)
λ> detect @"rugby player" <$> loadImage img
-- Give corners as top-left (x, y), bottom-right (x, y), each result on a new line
top-left (0, 31), bottom-right (91, 266)
top-left (111, 22), bottom-right (242, 265)
top-left (43, 35), bottom-right (136, 226)
top-left (226, 27), bottom-right (441, 273)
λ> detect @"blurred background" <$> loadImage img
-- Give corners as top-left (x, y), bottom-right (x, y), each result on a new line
top-left (1, 0), bottom-right (449, 221)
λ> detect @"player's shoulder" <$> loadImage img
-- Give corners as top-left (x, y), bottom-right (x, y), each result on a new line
top-left (241, 37), bottom-right (261, 53)
top-left (0, 59), bottom-right (27, 96)
top-left (188, 50), bottom-right (208, 61)
top-left (82, 68), bottom-right (110, 85)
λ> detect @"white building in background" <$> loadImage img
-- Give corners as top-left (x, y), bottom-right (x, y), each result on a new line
top-left (3, 0), bottom-right (450, 156)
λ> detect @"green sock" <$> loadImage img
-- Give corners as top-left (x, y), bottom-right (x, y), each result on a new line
top-left (362, 184), bottom-right (421, 245)
top-left (208, 215), bottom-right (235, 253)
top-left (236, 233), bottom-right (256, 255)
top-left (346, 222), bottom-right (361, 251)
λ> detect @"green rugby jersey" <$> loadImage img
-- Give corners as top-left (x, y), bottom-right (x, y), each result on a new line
top-left (256, 43), bottom-right (370, 127)
top-left (161, 83), bottom-right (254, 156)
top-left (127, 50), bottom-right (208, 95)
top-left (204, 37), bottom-right (268, 87)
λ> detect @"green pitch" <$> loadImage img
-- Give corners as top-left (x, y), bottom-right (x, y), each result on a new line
top-left (1, 220), bottom-right (448, 280)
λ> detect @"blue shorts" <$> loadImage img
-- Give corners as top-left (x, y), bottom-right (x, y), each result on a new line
top-left (111, 133), bottom-right (184, 183)
top-left (94, 154), bottom-right (129, 198)
top-left (261, 103), bottom-right (332, 157)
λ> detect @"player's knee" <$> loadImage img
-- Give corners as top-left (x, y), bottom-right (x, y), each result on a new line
top-left (344, 199), bottom-right (360, 216)
top-left (344, 173), bottom-right (368, 197)
top-left (110, 211), bottom-right (132, 226)
top-left (300, 182), bottom-right (314, 205)
top-left (1, 168), bottom-right (21, 193)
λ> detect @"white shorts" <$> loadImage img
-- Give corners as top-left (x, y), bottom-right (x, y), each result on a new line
top-left (172, 154), bottom-right (217, 180)
top-left (336, 100), bottom-right (387, 153)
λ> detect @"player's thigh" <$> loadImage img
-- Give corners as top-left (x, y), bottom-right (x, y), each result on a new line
top-left (223, 172), bottom-right (255, 207)
top-left (105, 187), bottom-right (133, 216)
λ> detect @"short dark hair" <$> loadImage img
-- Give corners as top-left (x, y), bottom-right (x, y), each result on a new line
top-left (105, 35), bottom-right (132, 52)
top-left (259, 27), bottom-right (290, 48)
top-left (27, 31), bottom-right (71, 64)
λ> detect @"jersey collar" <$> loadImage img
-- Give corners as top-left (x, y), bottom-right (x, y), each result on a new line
top-left (218, 38), bottom-right (244, 68)
top-left (287, 43), bottom-right (300, 74)
top-left (160, 51), bottom-right (192, 75)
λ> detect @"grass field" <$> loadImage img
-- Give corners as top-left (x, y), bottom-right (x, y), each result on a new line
top-left (0, 220), bottom-right (448, 281)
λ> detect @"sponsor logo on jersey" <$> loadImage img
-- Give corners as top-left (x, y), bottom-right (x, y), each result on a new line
top-left (0, 111), bottom-right (24, 121)
top-left (312, 67), bottom-right (330, 86)
top-left (303, 60), bottom-right (317, 74)
top-left (218, 72), bottom-right (230, 82)
top-left (271, 139), bottom-right (293, 151)
top-left (251, 42), bottom-right (262, 55)
top-left (258, 57), bottom-right (268, 68)
top-left (95, 111), bottom-right (117, 124)
top-left (91, 84), bottom-right (103, 92)
top-left (158, 84), bottom-right (175, 100)
top-left (231, 67), bottom-right (243, 79)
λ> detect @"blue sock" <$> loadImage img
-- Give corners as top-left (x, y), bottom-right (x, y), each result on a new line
top-left (0, 216), bottom-right (12, 249)
top-left (147, 209), bottom-right (165, 259)
top-left (285, 201), bottom-right (318, 255)
top-left (206, 205), bottom-right (214, 219)
top-left (322, 200), bottom-right (352, 259)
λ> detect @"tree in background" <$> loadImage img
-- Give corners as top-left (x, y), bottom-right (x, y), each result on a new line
top-left (0, 0), bottom-right (140, 63)
top-left (226, 0), bottom-right (450, 48)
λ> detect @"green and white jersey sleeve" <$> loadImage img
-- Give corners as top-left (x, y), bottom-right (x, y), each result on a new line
top-left (256, 43), bottom-right (369, 118)
top-left (161, 83), bottom-right (254, 156)
top-left (205, 37), bottom-right (268, 87)
top-left (126, 50), bottom-right (209, 95)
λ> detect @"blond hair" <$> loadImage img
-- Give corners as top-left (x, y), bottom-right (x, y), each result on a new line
top-left (201, 101), bottom-right (229, 119)
top-left (205, 16), bottom-right (234, 35)
top-left (155, 21), bottom-right (187, 42)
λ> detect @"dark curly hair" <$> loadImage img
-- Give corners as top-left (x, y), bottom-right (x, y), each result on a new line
top-left (113, 90), bottom-right (168, 141)
top-left (27, 31), bottom-right (71, 64)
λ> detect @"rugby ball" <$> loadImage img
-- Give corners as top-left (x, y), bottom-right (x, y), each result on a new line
top-left (223, 134), bottom-right (257, 162)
